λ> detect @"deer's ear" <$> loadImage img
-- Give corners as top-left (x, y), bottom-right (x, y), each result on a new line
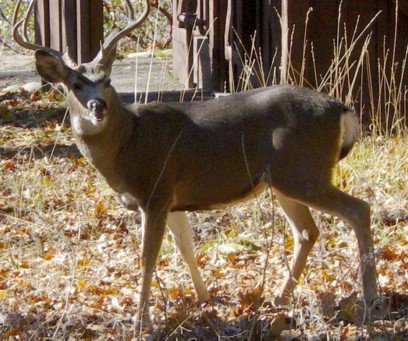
top-left (35, 50), bottom-right (70, 83)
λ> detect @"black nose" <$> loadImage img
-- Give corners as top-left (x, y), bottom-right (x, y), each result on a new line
top-left (87, 99), bottom-right (107, 113)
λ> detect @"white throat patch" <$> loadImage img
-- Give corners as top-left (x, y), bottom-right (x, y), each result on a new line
top-left (71, 112), bottom-right (108, 136)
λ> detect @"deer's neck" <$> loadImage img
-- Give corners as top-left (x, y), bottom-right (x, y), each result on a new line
top-left (72, 103), bottom-right (135, 187)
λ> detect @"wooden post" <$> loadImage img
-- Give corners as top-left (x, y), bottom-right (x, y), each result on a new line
top-left (76, 0), bottom-right (104, 63)
top-left (34, 0), bottom-right (50, 47)
top-left (34, 0), bottom-right (103, 63)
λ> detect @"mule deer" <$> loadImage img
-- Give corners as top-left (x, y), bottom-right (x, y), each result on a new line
top-left (14, 0), bottom-right (378, 326)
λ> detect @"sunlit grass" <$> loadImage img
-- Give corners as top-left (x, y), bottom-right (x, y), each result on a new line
top-left (1, 1), bottom-right (407, 339)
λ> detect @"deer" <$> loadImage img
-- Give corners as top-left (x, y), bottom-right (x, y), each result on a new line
top-left (13, 0), bottom-right (378, 327)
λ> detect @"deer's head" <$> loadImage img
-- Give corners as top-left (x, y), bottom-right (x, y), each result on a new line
top-left (34, 50), bottom-right (118, 136)
top-left (13, 0), bottom-right (150, 136)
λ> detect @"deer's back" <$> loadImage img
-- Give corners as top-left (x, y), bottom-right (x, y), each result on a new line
top-left (120, 85), bottom-right (350, 211)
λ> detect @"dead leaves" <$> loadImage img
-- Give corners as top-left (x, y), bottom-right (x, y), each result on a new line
top-left (0, 88), bottom-right (66, 128)
top-left (1, 100), bottom-right (408, 339)
top-left (380, 208), bottom-right (408, 226)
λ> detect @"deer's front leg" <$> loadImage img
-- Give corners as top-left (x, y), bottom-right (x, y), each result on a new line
top-left (167, 211), bottom-right (210, 302)
top-left (137, 207), bottom-right (167, 327)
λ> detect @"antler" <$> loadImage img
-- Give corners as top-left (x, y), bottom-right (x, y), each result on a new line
top-left (13, 0), bottom-right (75, 66)
top-left (13, 0), bottom-right (149, 68)
top-left (96, 0), bottom-right (150, 66)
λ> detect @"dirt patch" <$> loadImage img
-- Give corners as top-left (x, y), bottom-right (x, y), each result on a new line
top-left (0, 47), bottom-right (182, 93)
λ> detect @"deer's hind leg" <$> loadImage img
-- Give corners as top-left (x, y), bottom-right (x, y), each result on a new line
top-left (301, 185), bottom-right (377, 306)
top-left (274, 181), bottom-right (377, 307)
top-left (273, 189), bottom-right (320, 306)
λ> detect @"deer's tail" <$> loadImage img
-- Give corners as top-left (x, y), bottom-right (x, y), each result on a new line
top-left (338, 108), bottom-right (360, 161)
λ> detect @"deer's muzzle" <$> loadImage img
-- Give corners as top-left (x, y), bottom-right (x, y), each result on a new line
top-left (87, 99), bottom-right (107, 121)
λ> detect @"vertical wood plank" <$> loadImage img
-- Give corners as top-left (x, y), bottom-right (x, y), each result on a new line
top-left (90, 0), bottom-right (104, 60)
top-left (49, 0), bottom-right (62, 51)
top-left (62, 0), bottom-right (77, 61)
top-left (33, 0), bottom-right (102, 64)
top-left (76, 0), bottom-right (90, 63)
top-left (213, 0), bottom-right (228, 90)
top-left (75, 0), bottom-right (102, 63)
top-left (34, 0), bottom-right (50, 46)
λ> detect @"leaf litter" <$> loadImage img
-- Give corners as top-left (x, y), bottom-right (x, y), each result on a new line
top-left (0, 89), bottom-right (407, 339)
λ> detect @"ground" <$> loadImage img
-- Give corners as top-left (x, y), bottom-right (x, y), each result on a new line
top-left (0, 47), bottom-right (181, 93)
top-left (0, 47), bottom-right (408, 340)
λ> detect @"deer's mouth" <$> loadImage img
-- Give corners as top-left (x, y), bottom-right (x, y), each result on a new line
top-left (87, 99), bottom-right (107, 122)
top-left (91, 109), bottom-right (106, 122)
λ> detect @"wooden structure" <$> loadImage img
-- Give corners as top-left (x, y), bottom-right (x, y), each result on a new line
top-left (34, 1), bottom-right (408, 94)
top-left (34, 0), bottom-right (408, 124)
top-left (35, 0), bottom-right (103, 64)
top-left (171, 0), bottom-right (286, 90)
top-left (172, 1), bottom-right (408, 110)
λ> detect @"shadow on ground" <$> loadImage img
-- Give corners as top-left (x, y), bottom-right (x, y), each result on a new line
top-left (0, 291), bottom-right (406, 340)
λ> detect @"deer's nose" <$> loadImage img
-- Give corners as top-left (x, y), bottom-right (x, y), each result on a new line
top-left (87, 99), bottom-right (107, 121)
top-left (87, 99), bottom-right (107, 113)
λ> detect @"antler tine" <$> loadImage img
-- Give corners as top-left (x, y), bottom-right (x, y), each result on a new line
top-left (125, 0), bottom-right (136, 22)
top-left (13, 0), bottom-right (38, 52)
top-left (97, 0), bottom-right (150, 65)
top-left (22, 0), bottom-right (35, 43)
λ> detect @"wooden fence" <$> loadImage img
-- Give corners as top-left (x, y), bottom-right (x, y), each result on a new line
top-left (35, 0), bottom-right (103, 64)
top-left (171, 0), bottom-right (408, 126)
top-left (173, 1), bottom-right (407, 88)
top-left (34, 0), bottom-right (408, 123)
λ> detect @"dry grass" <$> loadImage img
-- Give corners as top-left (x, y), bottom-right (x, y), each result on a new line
top-left (0, 93), bottom-right (407, 340)
top-left (1, 1), bottom-right (408, 340)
